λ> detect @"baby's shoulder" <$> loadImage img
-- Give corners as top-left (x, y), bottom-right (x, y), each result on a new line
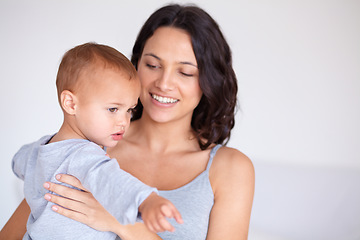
top-left (71, 141), bottom-right (107, 158)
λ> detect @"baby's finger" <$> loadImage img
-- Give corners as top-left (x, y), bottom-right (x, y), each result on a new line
top-left (55, 174), bottom-right (88, 191)
top-left (145, 221), bottom-right (158, 233)
top-left (158, 217), bottom-right (175, 232)
top-left (172, 208), bottom-right (183, 224)
top-left (161, 204), bottom-right (183, 224)
top-left (160, 205), bottom-right (173, 217)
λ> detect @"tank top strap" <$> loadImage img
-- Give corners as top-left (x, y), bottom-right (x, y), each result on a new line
top-left (206, 144), bottom-right (222, 171)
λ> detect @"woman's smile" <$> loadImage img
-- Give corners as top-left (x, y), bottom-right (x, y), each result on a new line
top-left (151, 93), bottom-right (179, 104)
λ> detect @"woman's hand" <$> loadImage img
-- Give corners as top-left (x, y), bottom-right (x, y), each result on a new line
top-left (43, 174), bottom-right (162, 240)
top-left (43, 174), bottom-right (120, 232)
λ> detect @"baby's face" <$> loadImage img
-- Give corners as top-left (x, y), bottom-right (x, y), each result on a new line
top-left (74, 67), bottom-right (140, 148)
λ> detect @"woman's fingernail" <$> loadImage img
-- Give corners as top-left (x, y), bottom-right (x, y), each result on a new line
top-left (52, 205), bottom-right (58, 211)
top-left (43, 182), bottom-right (50, 189)
top-left (44, 194), bottom-right (51, 200)
top-left (56, 174), bottom-right (61, 180)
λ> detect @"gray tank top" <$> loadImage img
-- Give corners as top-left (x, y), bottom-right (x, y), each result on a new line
top-left (157, 144), bottom-right (222, 240)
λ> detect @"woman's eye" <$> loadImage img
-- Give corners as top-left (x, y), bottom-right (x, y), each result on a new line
top-left (146, 63), bottom-right (159, 69)
top-left (181, 72), bottom-right (194, 77)
top-left (127, 107), bottom-right (136, 114)
top-left (108, 108), bottom-right (118, 113)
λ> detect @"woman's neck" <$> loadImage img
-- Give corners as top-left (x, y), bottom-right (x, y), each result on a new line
top-left (128, 113), bottom-right (199, 154)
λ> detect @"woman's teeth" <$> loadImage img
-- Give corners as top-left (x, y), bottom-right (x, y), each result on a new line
top-left (152, 94), bottom-right (178, 103)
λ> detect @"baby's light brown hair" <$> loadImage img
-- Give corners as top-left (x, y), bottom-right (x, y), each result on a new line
top-left (56, 42), bottom-right (137, 104)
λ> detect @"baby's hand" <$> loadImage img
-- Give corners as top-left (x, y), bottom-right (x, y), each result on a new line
top-left (139, 192), bottom-right (183, 233)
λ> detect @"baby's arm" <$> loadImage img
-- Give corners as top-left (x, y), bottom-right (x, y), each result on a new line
top-left (138, 192), bottom-right (183, 233)
top-left (68, 144), bottom-right (158, 225)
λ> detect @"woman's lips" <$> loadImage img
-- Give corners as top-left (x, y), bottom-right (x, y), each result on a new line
top-left (151, 93), bottom-right (179, 104)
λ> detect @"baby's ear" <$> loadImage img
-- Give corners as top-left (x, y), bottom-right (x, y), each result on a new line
top-left (60, 90), bottom-right (77, 115)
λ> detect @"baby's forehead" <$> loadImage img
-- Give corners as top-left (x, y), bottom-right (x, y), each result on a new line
top-left (75, 71), bottom-right (139, 104)
top-left (73, 56), bottom-right (138, 91)
top-left (78, 62), bottom-right (134, 83)
top-left (87, 59), bottom-right (132, 75)
top-left (82, 64), bottom-right (139, 86)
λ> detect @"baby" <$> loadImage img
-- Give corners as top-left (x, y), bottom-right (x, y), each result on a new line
top-left (12, 42), bottom-right (182, 239)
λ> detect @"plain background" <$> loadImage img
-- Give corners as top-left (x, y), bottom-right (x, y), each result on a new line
top-left (1, 0), bottom-right (359, 237)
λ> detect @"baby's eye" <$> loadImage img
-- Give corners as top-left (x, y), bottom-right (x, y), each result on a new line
top-left (108, 108), bottom-right (118, 113)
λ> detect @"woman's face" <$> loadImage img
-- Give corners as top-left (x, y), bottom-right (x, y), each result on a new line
top-left (137, 26), bottom-right (202, 124)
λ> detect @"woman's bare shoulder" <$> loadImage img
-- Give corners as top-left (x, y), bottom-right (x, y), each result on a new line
top-left (210, 146), bottom-right (255, 193)
top-left (207, 146), bottom-right (255, 239)
top-left (213, 146), bottom-right (253, 170)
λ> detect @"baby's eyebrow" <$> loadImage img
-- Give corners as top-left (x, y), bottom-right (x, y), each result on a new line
top-left (108, 103), bottom-right (124, 107)
top-left (109, 103), bottom-right (137, 109)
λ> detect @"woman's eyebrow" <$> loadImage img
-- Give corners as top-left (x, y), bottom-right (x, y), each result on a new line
top-left (144, 53), bottom-right (160, 60)
top-left (179, 61), bottom-right (198, 68)
top-left (144, 53), bottom-right (198, 68)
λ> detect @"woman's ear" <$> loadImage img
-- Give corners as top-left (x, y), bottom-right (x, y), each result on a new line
top-left (60, 90), bottom-right (77, 115)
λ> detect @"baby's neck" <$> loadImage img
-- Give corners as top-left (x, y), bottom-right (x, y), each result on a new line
top-left (49, 121), bottom-right (87, 144)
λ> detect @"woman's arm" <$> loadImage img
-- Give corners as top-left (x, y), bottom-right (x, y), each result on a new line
top-left (44, 174), bottom-right (163, 240)
top-left (206, 147), bottom-right (255, 240)
top-left (0, 198), bottom-right (30, 240)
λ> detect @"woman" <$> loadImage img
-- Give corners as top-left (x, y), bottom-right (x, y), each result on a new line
top-left (1, 4), bottom-right (254, 240)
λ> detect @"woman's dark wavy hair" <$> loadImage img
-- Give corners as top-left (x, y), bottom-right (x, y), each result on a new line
top-left (131, 4), bottom-right (238, 150)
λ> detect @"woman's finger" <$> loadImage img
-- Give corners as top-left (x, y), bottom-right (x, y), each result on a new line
top-left (44, 193), bottom-right (87, 214)
top-left (43, 181), bottom-right (91, 203)
top-left (46, 190), bottom-right (120, 233)
top-left (55, 174), bottom-right (88, 191)
top-left (50, 204), bottom-right (89, 225)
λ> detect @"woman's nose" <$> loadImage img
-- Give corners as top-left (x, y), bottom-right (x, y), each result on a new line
top-left (155, 70), bottom-right (175, 91)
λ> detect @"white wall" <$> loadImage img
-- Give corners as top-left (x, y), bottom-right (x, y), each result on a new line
top-left (232, 0), bottom-right (360, 169)
top-left (1, 0), bottom-right (359, 236)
